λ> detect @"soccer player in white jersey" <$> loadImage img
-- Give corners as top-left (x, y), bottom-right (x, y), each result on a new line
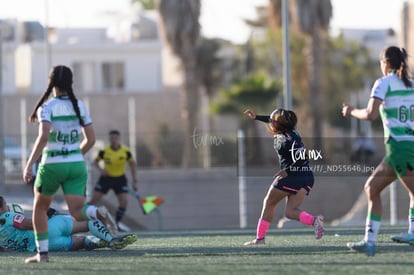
top-left (342, 46), bottom-right (414, 256)
top-left (22, 65), bottom-right (118, 263)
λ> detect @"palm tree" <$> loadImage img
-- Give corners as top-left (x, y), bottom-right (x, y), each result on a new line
top-left (195, 38), bottom-right (223, 167)
top-left (211, 73), bottom-right (282, 164)
top-left (292, 0), bottom-right (332, 150)
top-left (269, 0), bottom-right (332, 150)
top-left (156, 0), bottom-right (201, 167)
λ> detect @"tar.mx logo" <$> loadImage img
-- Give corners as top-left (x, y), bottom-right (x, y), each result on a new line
top-left (290, 141), bottom-right (323, 162)
top-left (191, 128), bottom-right (224, 149)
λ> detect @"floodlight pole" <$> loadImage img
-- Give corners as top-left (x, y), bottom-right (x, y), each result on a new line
top-left (282, 0), bottom-right (292, 109)
top-left (128, 97), bottom-right (137, 160)
top-left (45, 0), bottom-right (52, 69)
top-left (238, 129), bottom-right (247, 228)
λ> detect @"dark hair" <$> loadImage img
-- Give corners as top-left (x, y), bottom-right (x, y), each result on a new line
top-left (109, 130), bottom-right (120, 136)
top-left (268, 108), bottom-right (297, 134)
top-left (28, 65), bottom-right (85, 126)
top-left (381, 46), bottom-right (412, 88)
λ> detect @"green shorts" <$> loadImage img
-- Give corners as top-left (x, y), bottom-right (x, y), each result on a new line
top-left (384, 138), bottom-right (414, 178)
top-left (34, 162), bottom-right (88, 196)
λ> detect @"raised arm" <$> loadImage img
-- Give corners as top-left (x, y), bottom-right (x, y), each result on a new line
top-left (244, 109), bottom-right (271, 123)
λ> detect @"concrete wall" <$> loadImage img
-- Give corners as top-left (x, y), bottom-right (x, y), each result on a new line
top-left (5, 167), bottom-right (410, 231)
top-left (2, 92), bottom-right (183, 141)
top-left (97, 168), bottom-right (410, 230)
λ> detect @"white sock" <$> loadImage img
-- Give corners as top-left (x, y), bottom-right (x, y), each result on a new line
top-left (408, 208), bottom-right (414, 234)
top-left (85, 205), bottom-right (98, 220)
top-left (408, 217), bottom-right (414, 234)
top-left (364, 219), bottom-right (381, 243)
top-left (36, 239), bottom-right (49, 253)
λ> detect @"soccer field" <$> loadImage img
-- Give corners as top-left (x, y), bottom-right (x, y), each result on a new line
top-left (1, 226), bottom-right (414, 275)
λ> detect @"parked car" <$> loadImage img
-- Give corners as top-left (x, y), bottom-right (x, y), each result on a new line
top-left (3, 136), bottom-right (28, 173)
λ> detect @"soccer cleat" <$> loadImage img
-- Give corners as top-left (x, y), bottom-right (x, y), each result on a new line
top-left (243, 238), bottom-right (265, 246)
top-left (84, 236), bottom-right (109, 250)
top-left (313, 215), bottom-right (324, 240)
top-left (25, 253), bottom-right (49, 263)
top-left (109, 233), bottom-right (138, 250)
top-left (391, 233), bottom-right (414, 244)
top-left (347, 240), bottom-right (376, 256)
top-left (97, 206), bottom-right (118, 236)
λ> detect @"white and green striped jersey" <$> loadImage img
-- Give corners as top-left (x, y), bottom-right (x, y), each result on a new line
top-left (37, 96), bottom-right (92, 164)
top-left (371, 73), bottom-right (414, 142)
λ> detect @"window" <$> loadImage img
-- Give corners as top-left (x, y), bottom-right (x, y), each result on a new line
top-left (102, 62), bottom-right (125, 91)
top-left (73, 62), bottom-right (97, 93)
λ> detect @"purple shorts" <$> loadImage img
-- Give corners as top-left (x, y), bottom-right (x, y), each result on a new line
top-left (272, 170), bottom-right (314, 194)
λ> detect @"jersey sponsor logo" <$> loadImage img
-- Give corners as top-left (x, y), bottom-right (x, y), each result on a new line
top-left (13, 214), bottom-right (25, 225)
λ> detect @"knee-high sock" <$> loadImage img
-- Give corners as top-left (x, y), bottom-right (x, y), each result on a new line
top-left (256, 219), bottom-right (270, 239)
top-left (299, 211), bottom-right (315, 226)
top-left (408, 208), bottom-right (414, 234)
top-left (82, 204), bottom-right (98, 220)
top-left (364, 212), bottom-right (381, 243)
top-left (34, 232), bottom-right (49, 254)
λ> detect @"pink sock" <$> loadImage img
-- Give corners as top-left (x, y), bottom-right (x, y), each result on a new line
top-left (299, 211), bottom-right (315, 226)
top-left (256, 219), bottom-right (270, 239)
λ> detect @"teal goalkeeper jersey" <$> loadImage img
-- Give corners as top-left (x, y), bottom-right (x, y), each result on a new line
top-left (0, 212), bottom-right (74, 252)
top-left (0, 212), bottom-right (36, 252)
top-left (370, 73), bottom-right (414, 142)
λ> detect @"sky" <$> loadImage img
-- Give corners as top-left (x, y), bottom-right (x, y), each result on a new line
top-left (0, 0), bottom-right (409, 44)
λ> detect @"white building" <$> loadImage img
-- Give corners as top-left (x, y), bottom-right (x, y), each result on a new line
top-left (0, 11), bottom-right (181, 94)
top-left (338, 28), bottom-right (398, 59)
top-left (401, 0), bottom-right (414, 71)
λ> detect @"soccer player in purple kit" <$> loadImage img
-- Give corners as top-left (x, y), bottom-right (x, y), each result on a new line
top-left (243, 108), bottom-right (324, 245)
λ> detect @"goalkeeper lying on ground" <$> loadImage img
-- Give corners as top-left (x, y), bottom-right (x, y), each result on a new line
top-left (0, 195), bottom-right (137, 252)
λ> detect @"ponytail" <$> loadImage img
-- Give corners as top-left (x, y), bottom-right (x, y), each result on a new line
top-left (29, 65), bottom-right (85, 126)
top-left (67, 86), bottom-right (85, 126)
top-left (28, 83), bottom-right (53, 123)
top-left (398, 48), bottom-right (411, 88)
top-left (286, 110), bottom-right (297, 129)
top-left (382, 46), bottom-right (412, 88)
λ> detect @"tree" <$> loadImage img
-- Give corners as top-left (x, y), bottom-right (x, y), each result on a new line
top-left (269, 0), bottom-right (332, 149)
top-left (211, 74), bottom-right (281, 117)
top-left (156, 0), bottom-right (201, 167)
top-left (323, 35), bottom-right (378, 128)
top-left (132, 0), bottom-right (156, 10)
top-left (211, 73), bottom-right (282, 164)
top-left (291, 0), bottom-right (332, 150)
top-left (196, 38), bottom-right (222, 101)
top-left (242, 1), bottom-right (377, 135)
top-left (195, 38), bottom-right (223, 167)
